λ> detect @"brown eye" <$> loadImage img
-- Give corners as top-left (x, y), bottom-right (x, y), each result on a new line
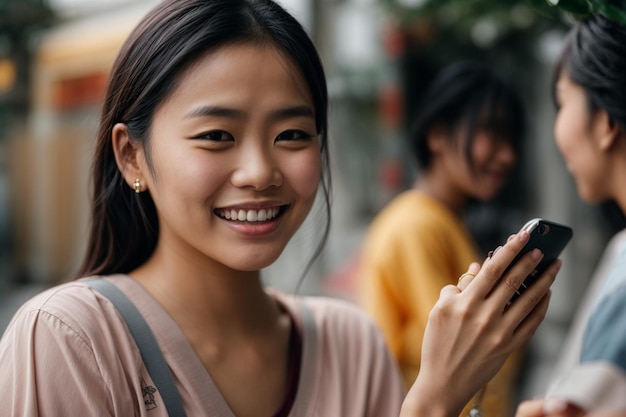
top-left (276, 129), bottom-right (314, 142)
top-left (197, 130), bottom-right (234, 142)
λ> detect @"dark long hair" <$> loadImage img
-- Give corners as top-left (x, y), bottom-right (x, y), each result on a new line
top-left (553, 12), bottom-right (626, 229)
top-left (554, 13), bottom-right (626, 135)
top-left (78, 0), bottom-right (331, 278)
top-left (409, 61), bottom-right (525, 172)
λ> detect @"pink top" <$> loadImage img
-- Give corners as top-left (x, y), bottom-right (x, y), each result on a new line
top-left (0, 275), bottom-right (404, 416)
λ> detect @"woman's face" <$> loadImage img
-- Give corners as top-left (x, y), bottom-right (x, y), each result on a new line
top-left (439, 122), bottom-right (517, 202)
top-left (137, 43), bottom-right (321, 272)
top-left (554, 71), bottom-right (609, 203)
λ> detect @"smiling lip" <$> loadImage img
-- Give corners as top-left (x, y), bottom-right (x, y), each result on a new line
top-left (486, 169), bottom-right (509, 183)
top-left (214, 204), bottom-right (287, 236)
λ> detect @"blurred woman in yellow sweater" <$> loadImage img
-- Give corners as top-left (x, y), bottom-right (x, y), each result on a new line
top-left (359, 61), bottom-right (526, 417)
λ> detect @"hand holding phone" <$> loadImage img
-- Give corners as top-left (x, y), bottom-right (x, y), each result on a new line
top-left (505, 218), bottom-right (573, 302)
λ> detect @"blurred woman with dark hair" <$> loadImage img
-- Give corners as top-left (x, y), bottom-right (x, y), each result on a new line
top-left (359, 60), bottom-right (526, 417)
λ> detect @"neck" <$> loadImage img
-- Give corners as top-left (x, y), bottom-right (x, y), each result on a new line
top-left (602, 135), bottom-right (626, 216)
top-left (611, 160), bottom-right (626, 217)
top-left (130, 246), bottom-right (281, 339)
top-left (414, 173), bottom-right (467, 215)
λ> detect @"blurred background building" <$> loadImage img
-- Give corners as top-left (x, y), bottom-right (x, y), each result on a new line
top-left (0, 0), bottom-right (622, 409)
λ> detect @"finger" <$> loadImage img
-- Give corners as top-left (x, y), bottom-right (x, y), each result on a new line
top-left (489, 248), bottom-right (545, 308)
top-left (464, 230), bottom-right (531, 298)
top-left (515, 399), bottom-right (547, 417)
top-left (487, 246), bottom-right (500, 260)
top-left (510, 290), bottom-right (551, 348)
top-left (468, 262), bottom-right (480, 275)
top-left (543, 399), bottom-right (584, 417)
top-left (506, 259), bottom-right (561, 328)
top-left (440, 284), bottom-right (461, 298)
top-left (457, 262), bottom-right (481, 291)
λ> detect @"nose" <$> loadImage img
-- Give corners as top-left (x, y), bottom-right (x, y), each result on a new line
top-left (230, 144), bottom-right (283, 190)
top-left (495, 140), bottom-right (517, 167)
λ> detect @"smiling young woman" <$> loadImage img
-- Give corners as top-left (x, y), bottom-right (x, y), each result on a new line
top-left (0, 1), bottom-right (561, 416)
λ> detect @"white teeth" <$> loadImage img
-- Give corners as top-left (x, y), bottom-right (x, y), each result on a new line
top-left (218, 207), bottom-right (280, 222)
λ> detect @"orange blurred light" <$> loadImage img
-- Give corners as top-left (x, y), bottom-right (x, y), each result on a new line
top-left (0, 59), bottom-right (16, 92)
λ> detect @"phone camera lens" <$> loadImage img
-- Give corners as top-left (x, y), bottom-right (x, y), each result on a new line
top-left (538, 224), bottom-right (550, 236)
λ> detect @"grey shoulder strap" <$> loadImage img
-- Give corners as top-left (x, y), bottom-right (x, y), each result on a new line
top-left (84, 278), bottom-right (187, 417)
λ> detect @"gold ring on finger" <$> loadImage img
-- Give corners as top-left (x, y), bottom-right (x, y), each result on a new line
top-left (457, 272), bottom-right (476, 285)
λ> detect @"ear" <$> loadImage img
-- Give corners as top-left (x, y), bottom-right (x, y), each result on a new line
top-left (593, 109), bottom-right (621, 152)
top-left (111, 123), bottom-right (147, 190)
top-left (426, 124), bottom-right (449, 154)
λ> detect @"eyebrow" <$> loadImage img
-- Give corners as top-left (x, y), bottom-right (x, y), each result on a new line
top-left (272, 105), bottom-right (315, 120)
top-left (184, 105), bottom-right (315, 121)
top-left (185, 106), bottom-right (244, 119)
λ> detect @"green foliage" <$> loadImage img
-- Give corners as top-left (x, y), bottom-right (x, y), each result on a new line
top-left (373, 0), bottom-right (571, 145)
top-left (377, 0), bottom-right (568, 56)
top-left (379, 0), bottom-right (563, 25)
top-left (527, 0), bottom-right (626, 24)
top-left (379, 0), bottom-right (626, 26)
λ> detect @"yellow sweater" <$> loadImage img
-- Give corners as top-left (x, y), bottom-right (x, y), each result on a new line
top-left (359, 190), bottom-right (521, 417)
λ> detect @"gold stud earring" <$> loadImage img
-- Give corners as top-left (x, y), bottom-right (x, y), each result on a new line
top-left (133, 178), bottom-right (142, 194)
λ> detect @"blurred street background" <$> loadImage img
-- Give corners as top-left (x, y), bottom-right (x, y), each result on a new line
top-left (1, 0), bottom-right (623, 410)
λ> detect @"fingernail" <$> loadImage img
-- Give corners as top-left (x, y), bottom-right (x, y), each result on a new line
top-left (487, 250), bottom-right (494, 259)
top-left (518, 230), bottom-right (530, 242)
top-left (543, 398), bottom-right (568, 413)
top-left (532, 248), bottom-right (543, 260)
top-left (555, 259), bottom-right (562, 271)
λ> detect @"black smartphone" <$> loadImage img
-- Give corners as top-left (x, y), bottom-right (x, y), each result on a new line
top-left (505, 218), bottom-right (573, 302)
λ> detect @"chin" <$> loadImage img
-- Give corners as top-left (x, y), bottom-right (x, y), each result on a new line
top-left (474, 190), bottom-right (500, 202)
top-left (578, 187), bottom-right (607, 205)
top-left (230, 250), bottom-right (284, 272)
